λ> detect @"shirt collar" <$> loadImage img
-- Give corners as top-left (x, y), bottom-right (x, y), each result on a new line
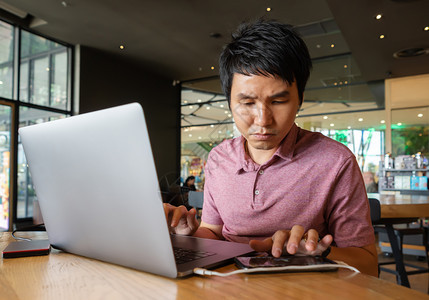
top-left (235, 123), bottom-right (299, 173)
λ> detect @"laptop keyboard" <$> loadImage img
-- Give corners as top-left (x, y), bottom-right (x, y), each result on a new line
top-left (173, 247), bottom-right (216, 264)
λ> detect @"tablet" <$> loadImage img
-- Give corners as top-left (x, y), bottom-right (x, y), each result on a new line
top-left (234, 255), bottom-right (338, 272)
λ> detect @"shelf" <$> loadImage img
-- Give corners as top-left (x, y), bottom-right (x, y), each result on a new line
top-left (380, 189), bottom-right (429, 196)
top-left (383, 169), bottom-right (427, 172)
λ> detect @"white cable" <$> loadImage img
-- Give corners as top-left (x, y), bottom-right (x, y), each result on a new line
top-left (193, 264), bottom-right (360, 277)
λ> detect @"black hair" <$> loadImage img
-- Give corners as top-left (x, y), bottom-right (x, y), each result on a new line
top-left (219, 19), bottom-right (312, 107)
top-left (184, 176), bottom-right (195, 184)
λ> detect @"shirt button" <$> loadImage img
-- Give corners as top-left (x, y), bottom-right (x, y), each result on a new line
top-left (259, 170), bottom-right (264, 175)
top-left (255, 190), bottom-right (260, 195)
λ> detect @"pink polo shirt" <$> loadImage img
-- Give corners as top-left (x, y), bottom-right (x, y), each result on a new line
top-left (202, 123), bottom-right (375, 248)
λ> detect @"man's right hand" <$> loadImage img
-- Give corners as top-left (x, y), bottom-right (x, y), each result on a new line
top-left (163, 203), bottom-right (199, 236)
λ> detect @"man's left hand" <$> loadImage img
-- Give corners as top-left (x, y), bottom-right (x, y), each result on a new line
top-left (249, 225), bottom-right (333, 257)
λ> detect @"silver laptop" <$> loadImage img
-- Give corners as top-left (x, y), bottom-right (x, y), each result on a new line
top-left (18, 103), bottom-right (253, 278)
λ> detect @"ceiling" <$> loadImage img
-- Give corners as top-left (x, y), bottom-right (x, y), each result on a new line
top-left (0, 0), bottom-right (428, 84)
top-left (1, 0), bottom-right (428, 146)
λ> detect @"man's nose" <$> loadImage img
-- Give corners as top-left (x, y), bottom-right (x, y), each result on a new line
top-left (254, 104), bottom-right (273, 127)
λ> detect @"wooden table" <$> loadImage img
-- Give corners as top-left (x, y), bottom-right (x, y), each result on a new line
top-left (1, 232), bottom-right (428, 300)
top-left (377, 193), bottom-right (429, 219)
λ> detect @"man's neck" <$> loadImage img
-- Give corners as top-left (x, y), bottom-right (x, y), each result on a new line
top-left (245, 141), bottom-right (278, 165)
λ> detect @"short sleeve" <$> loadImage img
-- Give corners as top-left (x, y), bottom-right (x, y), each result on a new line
top-left (201, 151), bottom-right (224, 225)
top-left (326, 156), bottom-right (375, 248)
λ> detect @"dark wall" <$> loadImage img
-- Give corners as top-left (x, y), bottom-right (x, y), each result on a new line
top-left (78, 46), bottom-right (180, 180)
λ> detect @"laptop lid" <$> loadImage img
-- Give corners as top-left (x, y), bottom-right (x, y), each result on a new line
top-left (19, 103), bottom-right (253, 278)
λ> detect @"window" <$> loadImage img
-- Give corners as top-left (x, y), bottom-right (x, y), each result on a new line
top-left (0, 21), bottom-right (13, 99)
top-left (391, 106), bottom-right (429, 157)
top-left (20, 30), bottom-right (70, 110)
top-left (0, 19), bottom-right (72, 230)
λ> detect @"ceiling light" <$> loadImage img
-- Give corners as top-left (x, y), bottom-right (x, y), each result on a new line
top-left (418, 113), bottom-right (423, 117)
top-left (188, 134), bottom-right (192, 137)
top-left (330, 123), bottom-right (334, 127)
top-left (266, 7), bottom-right (271, 12)
top-left (210, 124), bottom-right (214, 128)
top-left (220, 104), bottom-right (224, 108)
top-left (344, 81), bottom-right (348, 84)
top-left (211, 66), bottom-right (215, 70)
top-left (184, 128), bottom-right (189, 132)
top-left (218, 131), bottom-right (222, 134)
top-left (189, 106), bottom-right (193, 109)
top-left (323, 116), bottom-right (328, 119)
top-left (119, 45), bottom-right (124, 50)
top-left (46, 67), bottom-right (50, 71)
top-left (344, 64), bottom-right (348, 68)
top-left (330, 44), bottom-right (335, 48)
top-left (379, 34), bottom-right (385, 39)
top-left (380, 120), bottom-right (385, 124)
top-left (224, 111), bottom-right (228, 114)
top-left (397, 123), bottom-right (402, 126)
top-left (334, 82), bottom-right (338, 86)
top-left (316, 44), bottom-right (321, 48)
top-left (0, 81), bottom-right (3, 85)
top-left (375, 14), bottom-right (383, 20)
top-left (228, 114), bottom-right (232, 117)
top-left (198, 136), bottom-right (202, 139)
top-left (197, 99), bottom-right (202, 102)
top-left (206, 106), bottom-right (210, 110)
top-left (424, 26), bottom-right (429, 31)
top-left (183, 100), bottom-right (188, 104)
top-left (347, 126), bottom-right (351, 129)
top-left (358, 118), bottom-right (363, 122)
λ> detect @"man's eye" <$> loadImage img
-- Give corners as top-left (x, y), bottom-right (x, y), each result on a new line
top-left (272, 100), bottom-right (286, 104)
top-left (242, 102), bottom-right (254, 106)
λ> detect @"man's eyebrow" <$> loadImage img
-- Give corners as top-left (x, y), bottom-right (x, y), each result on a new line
top-left (236, 93), bottom-right (256, 100)
top-left (269, 90), bottom-right (290, 98)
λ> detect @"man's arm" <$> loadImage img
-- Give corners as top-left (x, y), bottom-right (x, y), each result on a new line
top-left (329, 243), bottom-right (378, 277)
top-left (193, 221), bottom-right (223, 240)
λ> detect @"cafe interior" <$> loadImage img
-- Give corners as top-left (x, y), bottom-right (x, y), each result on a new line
top-left (0, 0), bottom-right (429, 296)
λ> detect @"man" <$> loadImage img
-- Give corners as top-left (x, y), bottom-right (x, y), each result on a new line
top-left (165, 20), bottom-right (378, 276)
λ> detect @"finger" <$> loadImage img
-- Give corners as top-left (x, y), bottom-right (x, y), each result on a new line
top-left (170, 205), bottom-right (188, 227)
top-left (304, 229), bottom-right (319, 252)
top-left (163, 203), bottom-right (174, 224)
top-left (272, 230), bottom-right (290, 257)
top-left (287, 225), bottom-right (305, 254)
top-left (249, 237), bottom-right (273, 252)
top-left (319, 234), bottom-right (334, 248)
top-left (186, 208), bottom-right (199, 230)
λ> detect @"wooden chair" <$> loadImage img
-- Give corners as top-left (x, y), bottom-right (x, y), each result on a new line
top-left (369, 198), bottom-right (429, 289)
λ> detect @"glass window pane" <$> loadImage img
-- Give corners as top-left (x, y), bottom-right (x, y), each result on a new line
top-left (0, 21), bottom-right (14, 99)
top-left (0, 105), bottom-right (12, 230)
top-left (51, 51), bottom-right (68, 109)
top-left (296, 110), bottom-right (386, 172)
top-left (391, 106), bottom-right (429, 157)
top-left (17, 107), bottom-right (68, 219)
top-left (19, 61), bottom-right (29, 101)
top-left (32, 57), bottom-right (50, 106)
top-left (20, 30), bottom-right (69, 110)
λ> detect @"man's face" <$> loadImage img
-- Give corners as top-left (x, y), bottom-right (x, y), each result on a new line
top-left (230, 73), bottom-right (300, 152)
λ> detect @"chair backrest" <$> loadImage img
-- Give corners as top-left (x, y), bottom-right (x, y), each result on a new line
top-left (368, 198), bottom-right (381, 224)
top-left (188, 191), bottom-right (204, 209)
